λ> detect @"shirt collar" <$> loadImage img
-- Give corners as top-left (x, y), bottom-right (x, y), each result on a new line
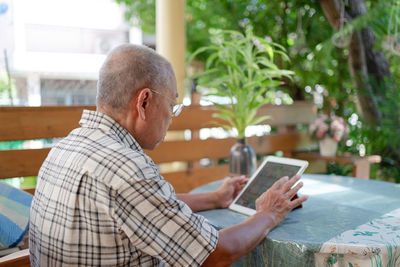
top-left (79, 109), bottom-right (143, 152)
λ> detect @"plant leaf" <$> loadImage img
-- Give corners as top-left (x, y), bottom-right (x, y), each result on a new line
top-left (250, 115), bottom-right (271, 125)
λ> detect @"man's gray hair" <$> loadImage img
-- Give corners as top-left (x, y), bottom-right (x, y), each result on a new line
top-left (97, 44), bottom-right (174, 111)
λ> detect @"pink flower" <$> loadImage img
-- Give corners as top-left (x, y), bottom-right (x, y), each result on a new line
top-left (316, 123), bottom-right (329, 138)
top-left (310, 114), bottom-right (348, 141)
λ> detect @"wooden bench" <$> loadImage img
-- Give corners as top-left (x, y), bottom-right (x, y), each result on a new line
top-left (0, 249), bottom-right (30, 267)
top-left (0, 101), bottom-right (380, 195)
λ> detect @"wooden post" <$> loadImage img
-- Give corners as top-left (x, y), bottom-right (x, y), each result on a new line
top-left (156, 0), bottom-right (185, 103)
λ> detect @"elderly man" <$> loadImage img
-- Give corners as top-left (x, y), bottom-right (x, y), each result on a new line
top-left (29, 44), bottom-right (307, 266)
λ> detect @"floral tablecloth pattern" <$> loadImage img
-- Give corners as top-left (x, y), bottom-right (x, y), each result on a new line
top-left (316, 208), bottom-right (400, 267)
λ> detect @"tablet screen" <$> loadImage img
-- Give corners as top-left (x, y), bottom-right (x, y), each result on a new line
top-left (234, 162), bottom-right (301, 209)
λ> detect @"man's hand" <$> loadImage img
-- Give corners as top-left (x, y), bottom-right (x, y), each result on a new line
top-left (176, 176), bottom-right (248, 212)
top-left (214, 176), bottom-right (249, 209)
top-left (255, 174), bottom-right (308, 231)
top-left (203, 175), bottom-right (308, 266)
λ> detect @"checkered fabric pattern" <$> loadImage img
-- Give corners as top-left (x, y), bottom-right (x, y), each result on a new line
top-left (29, 110), bottom-right (218, 266)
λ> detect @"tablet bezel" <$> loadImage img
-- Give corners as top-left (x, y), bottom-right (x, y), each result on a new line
top-left (228, 156), bottom-right (308, 216)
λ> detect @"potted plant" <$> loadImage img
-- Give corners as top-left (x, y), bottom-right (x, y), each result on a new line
top-left (190, 26), bottom-right (294, 176)
top-left (309, 114), bottom-right (348, 156)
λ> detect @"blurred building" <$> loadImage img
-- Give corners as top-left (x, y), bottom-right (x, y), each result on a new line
top-left (0, 0), bottom-right (155, 106)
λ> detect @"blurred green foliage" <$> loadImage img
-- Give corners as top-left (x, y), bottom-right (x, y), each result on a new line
top-left (0, 71), bottom-right (16, 102)
top-left (114, 0), bottom-right (400, 182)
top-left (3, 177), bottom-right (37, 190)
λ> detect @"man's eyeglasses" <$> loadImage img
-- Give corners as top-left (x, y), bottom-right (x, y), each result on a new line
top-left (150, 90), bottom-right (184, 117)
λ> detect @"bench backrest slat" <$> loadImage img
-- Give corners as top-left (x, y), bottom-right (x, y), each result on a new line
top-left (0, 106), bottom-right (96, 141)
top-left (0, 148), bottom-right (50, 179)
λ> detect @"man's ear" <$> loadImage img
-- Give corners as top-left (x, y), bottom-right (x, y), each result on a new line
top-left (135, 88), bottom-right (152, 120)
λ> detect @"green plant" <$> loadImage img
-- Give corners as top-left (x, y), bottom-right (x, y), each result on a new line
top-left (0, 71), bottom-right (9, 95)
top-left (190, 27), bottom-right (294, 138)
top-left (0, 71), bottom-right (15, 102)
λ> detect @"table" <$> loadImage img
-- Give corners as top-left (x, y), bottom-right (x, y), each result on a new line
top-left (191, 174), bottom-right (400, 267)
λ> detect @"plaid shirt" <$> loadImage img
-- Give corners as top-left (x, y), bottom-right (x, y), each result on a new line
top-left (29, 110), bottom-right (218, 266)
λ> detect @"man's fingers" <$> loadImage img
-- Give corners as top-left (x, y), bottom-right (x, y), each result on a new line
top-left (240, 177), bottom-right (250, 184)
top-left (230, 175), bottom-right (245, 181)
top-left (230, 175), bottom-right (248, 185)
top-left (225, 176), bottom-right (240, 185)
top-left (271, 176), bottom-right (289, 190)
top-left (236, 177), bottom-right (248, 191)
top-left (286, 181), bottom-right (303, 200)
top-left (281, 174), bottom-right (301, 193)
top-left (290, 195), bottom-right (309, 209)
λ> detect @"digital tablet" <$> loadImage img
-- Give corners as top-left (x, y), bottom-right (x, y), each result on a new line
top-left (229, 156), bottom-right (308, 216)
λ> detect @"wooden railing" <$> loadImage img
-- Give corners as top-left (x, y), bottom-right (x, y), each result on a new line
top-left (0, 102), bottom-right (380, 194)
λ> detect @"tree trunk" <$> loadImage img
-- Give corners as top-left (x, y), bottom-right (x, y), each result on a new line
top-left (319, 0), bottom-right (392, 126)
top-left (347, 31), bottom-right (381, 125)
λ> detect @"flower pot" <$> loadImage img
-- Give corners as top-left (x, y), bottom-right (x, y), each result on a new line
top-left (319, 137), bottom-right (338, 157)
top-left (229, 138), bottom-right (256, 176)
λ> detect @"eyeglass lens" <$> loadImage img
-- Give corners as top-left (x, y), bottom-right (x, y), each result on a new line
top-left (172, 104), bottom-right (183, 117)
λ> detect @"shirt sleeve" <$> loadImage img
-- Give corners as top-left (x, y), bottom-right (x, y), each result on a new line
top-left (113, 168), bottom-right (219, 267)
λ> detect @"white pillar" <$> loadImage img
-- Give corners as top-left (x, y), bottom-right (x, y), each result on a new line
top-left (156, 0), bottom-right (185, 103)
top-left (27, 73), bottom-right (41, 106)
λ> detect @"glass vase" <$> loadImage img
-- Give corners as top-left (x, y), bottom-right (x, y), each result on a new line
top-left (229, 138), bottom-right (256, 176)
